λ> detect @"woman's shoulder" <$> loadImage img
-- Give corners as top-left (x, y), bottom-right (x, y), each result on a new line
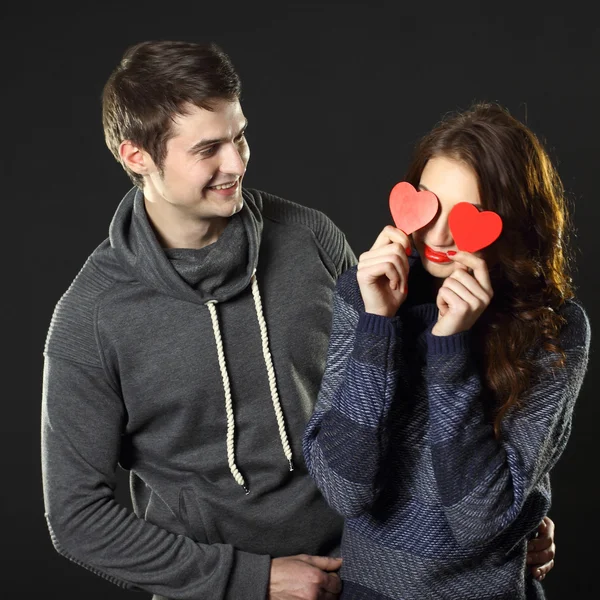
top-left (558, 298), bottom-right (591, 351)
top-left (336, 265), bottom-right (364, 310)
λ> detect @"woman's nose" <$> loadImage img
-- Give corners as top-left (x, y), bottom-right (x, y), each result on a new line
top-left (424, 213), bottom-right (454, 247)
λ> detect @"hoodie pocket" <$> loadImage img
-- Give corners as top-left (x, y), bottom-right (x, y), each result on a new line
top-left (143, 490), bottom-right (188, 537)
top-left (179, 487), bottom-right (219, 544)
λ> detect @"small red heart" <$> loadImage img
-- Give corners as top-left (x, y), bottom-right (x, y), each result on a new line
top-left (389, 182), bottom-right (438, 235)
top-left (448, 202), bottom-right (503, 252)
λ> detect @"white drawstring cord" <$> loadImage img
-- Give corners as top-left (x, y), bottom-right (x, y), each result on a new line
top-left (250, 274), bottom-right (294, 472)
top-left (205, 272), bottom-right (293, 494)
top-left (205, 300), bottom-right (248, 494)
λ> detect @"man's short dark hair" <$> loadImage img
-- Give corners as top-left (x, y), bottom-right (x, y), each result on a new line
top-left (102, 40), bottom-right (242, 187)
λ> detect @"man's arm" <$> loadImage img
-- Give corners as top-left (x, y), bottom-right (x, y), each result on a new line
top-left (42, 353), bottom-right (271, 599)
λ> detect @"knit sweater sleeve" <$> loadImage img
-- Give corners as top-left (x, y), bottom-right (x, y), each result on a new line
top-left (302, 267), bottom-right (402, 517)
top-left (425, 300), bottom-right (591, 548)
top-left (42, 259), bottom-right (270, 600)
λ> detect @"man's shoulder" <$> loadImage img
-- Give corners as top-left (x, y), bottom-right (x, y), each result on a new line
top-left (245, 188), bottom-right (356, 276)
top-left (44, 241), bottom-right (119, 366)
top-left (247, 187), bottom-right (341, 234)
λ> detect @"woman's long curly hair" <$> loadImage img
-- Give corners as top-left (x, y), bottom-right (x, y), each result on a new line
top-left (405, 103), bottom-right (574, 438)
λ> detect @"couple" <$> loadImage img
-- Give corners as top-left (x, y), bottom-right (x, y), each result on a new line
top-left (42, 40), bottom-right (588, 599)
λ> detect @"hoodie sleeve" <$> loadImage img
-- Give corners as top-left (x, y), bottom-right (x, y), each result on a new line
top-left (258, 190), bottom-right (357, 278)
top-left (303, 268), bottom-right (403, 517)
top-left (335, 235), bottom-right (357, 277)
top-left (424, 301), bottom-right (591, 548)
top-left (41, 265), bottom-right (270, 600)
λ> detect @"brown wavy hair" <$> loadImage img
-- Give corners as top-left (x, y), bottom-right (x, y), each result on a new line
top-left (405, 103), bottom-right (574, 438)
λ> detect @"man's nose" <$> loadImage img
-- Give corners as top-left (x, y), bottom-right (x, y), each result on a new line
top-left (221, 143), bottom-right (247, 176)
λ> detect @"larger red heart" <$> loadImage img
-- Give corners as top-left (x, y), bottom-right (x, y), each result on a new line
top-left (389, 182), bottom-right (438, 235)
top-left (448, 202), bottom-right (503, 252)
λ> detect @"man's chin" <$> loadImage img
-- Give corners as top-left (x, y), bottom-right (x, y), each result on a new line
top-left (204, 187), bottom-right (243, 214)
top-left (230, 199), bottom-right (244, 217)
top-left (222, 194), bottom-right (244, 218)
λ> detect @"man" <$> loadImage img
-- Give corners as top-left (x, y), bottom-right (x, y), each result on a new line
top-left (41, 40), bottom-right (555, 600)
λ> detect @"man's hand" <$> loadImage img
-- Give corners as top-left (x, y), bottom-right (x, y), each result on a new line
top-left (527, 516), bottom-right (556, 581)
top-left (268, 554), bottom-right (343, 600)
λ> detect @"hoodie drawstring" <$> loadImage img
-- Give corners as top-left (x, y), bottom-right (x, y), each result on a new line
top-left (205, 300), bottom-right (248, 494)
top-left (250, 274), bottom-right (294, 473)
top-left (205, 273), bottom-right (293, 493)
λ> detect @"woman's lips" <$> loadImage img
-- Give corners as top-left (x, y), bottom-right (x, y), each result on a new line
top-left (423, 244), bottom-right (452, 264)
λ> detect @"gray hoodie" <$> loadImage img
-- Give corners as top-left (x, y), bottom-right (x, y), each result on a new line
top-left (42, 186), bottom-right (356, 599)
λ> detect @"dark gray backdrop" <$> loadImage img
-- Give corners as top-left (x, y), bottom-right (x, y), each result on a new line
top-left (12, 1), bottom-right (598, 598)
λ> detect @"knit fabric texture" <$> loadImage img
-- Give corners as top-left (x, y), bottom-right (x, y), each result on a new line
top-left (303, 263), bottom-right (590, 600)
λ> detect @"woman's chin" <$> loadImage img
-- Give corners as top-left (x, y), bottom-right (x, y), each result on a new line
top-left (421, 257), bottom-right (454, 278)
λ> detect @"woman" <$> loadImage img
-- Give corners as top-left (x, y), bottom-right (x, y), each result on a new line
top-left (303, 103), bottom-right (589, 599)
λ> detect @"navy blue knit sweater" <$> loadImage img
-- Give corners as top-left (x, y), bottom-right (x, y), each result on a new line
top-left (303, 261), bottom-right (590, 600)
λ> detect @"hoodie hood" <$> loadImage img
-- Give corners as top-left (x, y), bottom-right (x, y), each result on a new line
top-left (106, 185), bottom-right (291, 493)
top-left (109, 186), bottom-right (263, 304)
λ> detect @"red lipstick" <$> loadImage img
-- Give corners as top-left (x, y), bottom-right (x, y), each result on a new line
top-left (424, 244), bottom-right (452, 264)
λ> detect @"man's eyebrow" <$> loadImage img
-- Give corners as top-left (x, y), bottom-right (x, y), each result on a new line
top-left (189, 120), bottom-right (248, 153)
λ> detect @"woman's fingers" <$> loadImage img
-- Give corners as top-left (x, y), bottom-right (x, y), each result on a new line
top-left (359, 245), bottom-right (410, 274)
top-left (357, 226), bottom-right (412, 317)
top-left (357, 262), bottom-right (405, 292)
top-left (449, 251), bottom-right (493, 296)
top-left (360, 241), bottom-right (411, 262)
top-left (441, 276), bottom-right (485, 312)
top-left (358, 251), bottom-right (409, 283)
top-left (436, 285), bottom-right (466, 315)
top-left (433, 252), bottom-right (494, 336)
top-left (358, 233), bottom-right (410, 295)
top-left (447, 268), bottom-right (492, 306)
top-left (370, 225), bottom-right (412, 254)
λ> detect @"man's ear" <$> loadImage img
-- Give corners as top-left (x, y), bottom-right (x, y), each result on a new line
top-left (119, 141), bottom-right (155, 175)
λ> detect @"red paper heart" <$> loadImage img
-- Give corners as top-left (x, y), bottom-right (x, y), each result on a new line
top-left (448, 202), bottom-right (503, 252)
top-left (389, 182), bottom-right (438, 235)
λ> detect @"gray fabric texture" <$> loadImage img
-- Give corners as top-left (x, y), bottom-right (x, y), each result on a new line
top-left (42, 186), bottom-right (356, 599)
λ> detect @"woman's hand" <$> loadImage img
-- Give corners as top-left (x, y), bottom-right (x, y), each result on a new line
top-left (356, 225), bottom-right (411, 318)
top-left (431, 251), bottom-right (493, 336)
top-left (527, 516), bottom-right (556, 581)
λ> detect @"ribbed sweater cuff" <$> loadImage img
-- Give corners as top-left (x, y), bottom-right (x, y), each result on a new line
top-left (426, 327), bottom-right (471, 355)
top-left (357, 312), bottom-right (400, 337)
top-left (226, 550), bottom-right (271, 600)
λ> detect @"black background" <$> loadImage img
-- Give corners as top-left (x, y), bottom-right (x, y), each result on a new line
top-left (11, 1), bottom-right (598, 597)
